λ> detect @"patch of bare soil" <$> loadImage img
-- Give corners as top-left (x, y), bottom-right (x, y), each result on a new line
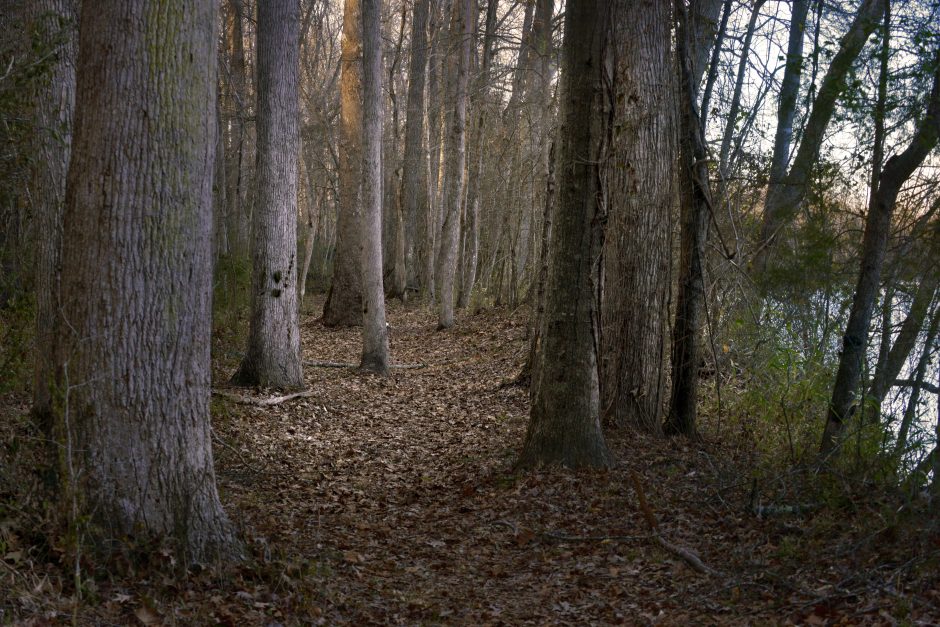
top-left (2, 298), bottom-right (939, 625)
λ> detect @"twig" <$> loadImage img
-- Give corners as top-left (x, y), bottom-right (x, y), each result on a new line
top-left (304, 360), bottom-right (427, 370)
top-left (630, 471), bottom-right (720, 576)
top-left (212, 389), bottom-right (316, 406)
top-left (211, 427), bottom-right (262, 473)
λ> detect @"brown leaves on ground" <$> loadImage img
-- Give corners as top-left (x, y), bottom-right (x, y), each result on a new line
top-left (1, 298), bottom-right (939, 624)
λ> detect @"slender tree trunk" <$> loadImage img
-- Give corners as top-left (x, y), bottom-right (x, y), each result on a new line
top-left (402, 0), bottom-right (430, 295)
top-left (664, 0), bottom-right (713, 439)
top-left (755, 0), bottom-right (886, 274)
top-left (600, 0), bottom-right (674, 432)
top-left (718, 0), bottom-right (764, 174)
top-left (699, 0), bottom-right (731, 129)
top-left (233, 0), bottom-right (304, 389)
top-left (821, 55), bottom-right (940, 457)
top-left (517, 0), bottom-right (612, 470)
top-left (359, 0), bottom-right (390, 375)
top-left (689, 0), bottom-right (725, 89)
top-left (894, 307), bottom-right (940, 456)
top-left (55, 0), bottom-right (238, 563)
top-left (31, 0), bottom-right (78, 424)
top-left (324, 0), bottom-right (364, 326)
top-left (436, 0), bottom-right (472, 329)
top-left (767, 0), bottom-right (810, 188)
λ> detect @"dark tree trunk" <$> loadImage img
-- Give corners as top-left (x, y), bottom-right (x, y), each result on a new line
top-left (517, 0), bottom-right (612, 470)
top-left (821, 54), bottom-right (940, 457)
top-left (664, 0), bottom-right (713, 439)
top-left (55, 0), bottom-right (238, 563)
top-left (233, 0), bottom-right (304, 389)
top-left (30, 0), bottom-right (78, 423)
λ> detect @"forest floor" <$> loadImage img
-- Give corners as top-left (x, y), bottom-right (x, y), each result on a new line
top-left (2, 297), bottom-right (940, 625)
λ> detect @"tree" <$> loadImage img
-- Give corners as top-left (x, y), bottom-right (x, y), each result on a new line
top-left (663, 0), bottom-right (714, 439)
top-left (359, 0), bottom-right (389, 375)
top-left (601, 0), bottom-right (675, 433)
top-left (233, 0), bottom-right (304, 389)
top-left (54, 0), bottom-right (238, 562)
top-left (30, 0), bottom-right (78, 423)
top-left (401, 0), bottom-right (431, 295)
top-left (324, 0), bottom-right (364, 327)
top-left (821, 51), bottom-right (940, 457)
top-left (435, 0), bottom-right (472, 329)
top-left (517, 0), bottom-right (612, 469)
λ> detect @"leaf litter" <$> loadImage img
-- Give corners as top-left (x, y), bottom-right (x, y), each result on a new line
top-left (0, 297), bottom-right (938, 624)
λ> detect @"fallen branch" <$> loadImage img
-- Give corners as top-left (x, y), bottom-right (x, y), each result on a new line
top-left (212, 389), bottom-right (316, 406)
top-left (630, 471), bottom-right (720, 576)
top-left (304, 360), bottom-right (427, 370)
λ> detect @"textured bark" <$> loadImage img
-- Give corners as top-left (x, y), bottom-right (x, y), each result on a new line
top-left (718, 0), bottom-right (764, 174)
top-left (222, 0), bottom-right (250, 256)
top-left (768, 0), bottom-right (810, 188)
top-left (436, 0), bottom-right (472, 329)
top-left (756, 0), bottom-right (885, 273)
top-left (600, 0), bottom-right (674, 432)
top-left (664, 0), bottom-right (713, 439)
top-left (55, 0), bottom-right (238, 562)
top-left (30, 0), bottom-right (78, 422)
top-left (458, 0), bottom-right (498, 310)
top-left (402, 0), bottom-right (430, 293)
top-left (689, 0), bottom-right (724, 88)
top-left (821, 56), bottom-right (940, 457)
top-left (359, 0), bottom-right (389, 375)
top-left (517, 0), bottom-right (612, 470)
top-left (324, 0), bottom-right (364, 326)
top-left (233, 0), bottom-right (304, 389)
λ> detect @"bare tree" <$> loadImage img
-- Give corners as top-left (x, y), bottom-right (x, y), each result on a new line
top-left (54, 0), bottom-right (238, 562)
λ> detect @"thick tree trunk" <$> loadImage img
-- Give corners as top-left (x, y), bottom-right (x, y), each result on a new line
top-left (600, 0), bottom-right (674, 433)
top-left (233, 0), bottom-right (304, 389)
top-left (436, 0), bottom-right (472, 329)
top-left (755, 0), bottom-right (885, 274)
top-left (359, 0), bottom-right (389, 375)
top-left (517, 0), bottom-right (612, 470)
top-left (767, 0), bottom-right (810, 188)
top-left (324, 0), bottom-right (364, 326)
top-left (30, 0), bottom-right (78, 423)
top-left (820, 55), bottom-right (940, 457)
top-left (402, 0), bottom-right (430, 295)
top-left (664, 0), bottom-right (713, 439)
top-left (55, 0), bottom-right (238, 563)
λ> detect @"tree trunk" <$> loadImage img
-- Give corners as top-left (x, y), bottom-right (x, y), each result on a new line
top-left (600, 0), bottom-right (674, 433)
top-left (55, 0), bottom-right (238, 563)
top-left (517, 0), bottom-right (612, 470)
top-left (324, 0), bottom-right (364, 326)
top-left (755, 0), bottom-right (885, 274)
top-left (718, 0), bottom-right (764, 175)
top-left (402, 0), bottom-right (430, 295)
top-left (359, 0), bottom-right (390, 375)
top-left (436, 0), bottom-right (472, 329)
top-left (894, 307), bottom-right (940, 456)
top-left (767, 0), bottom-right (810, 188)
top-left (30, 0), bottom-right (78, 424)
top-left (664, 0), bottom-right (713, 439)
top-left (698, 0), bottom-right (731, 129)
top-left (820, 54), bottom-right (940, 457)
top-left (233, 0), bottom-right (304, 389)
top-left (689, 0), bottom-right (725, 89)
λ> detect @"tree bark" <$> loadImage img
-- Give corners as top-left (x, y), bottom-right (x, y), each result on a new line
top-left (517, 0), bottom-right (612, 470)
top-left (767, 0), bottom-right (810, 188)
top-left (324, 0), bottom-right (364, 326)
top-left (55, 0), bottom-right (238, 563)
top-left (755, 0), bottom-right (886, 274)
top-left (30, 0), bottom-right (78, 423)
top-left (401, 0), bottom-right (431, 295)
top-left (894, 306), bottom-right (940, 456)
top-left (664, 0), bottom-right (713, 439)
top-left (359, 0), bottom-right (389, 375)
top-left (436, 0), bottom-right (472, 329)
top-left (600, 0), bottom-right (674, 433)
top-left (820, 53), bottom-right (940, 457)
top-left (233, 0), bottom-right (304, 389)
top-left (699, 0), bottom-right (731, 129)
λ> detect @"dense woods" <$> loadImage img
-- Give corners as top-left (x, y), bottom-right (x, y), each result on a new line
top-left (1, 0), bottom-right (939, 622)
